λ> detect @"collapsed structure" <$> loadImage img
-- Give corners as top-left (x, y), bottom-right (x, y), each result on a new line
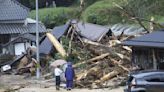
top-left (0, 0), bottom-right (47, 72)
top-left (0, 0), bottom-right (153, 89)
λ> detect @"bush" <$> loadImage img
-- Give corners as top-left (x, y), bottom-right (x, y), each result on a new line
top-left (75, 0), bottom-right (102, 7)
top-left (83, 0), bottom-right (124, 25)
top-left (29, 7), bottom-right (78, 28)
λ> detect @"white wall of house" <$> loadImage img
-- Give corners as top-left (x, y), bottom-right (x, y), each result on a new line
top-left (14, 43), bottom-right (26, 55)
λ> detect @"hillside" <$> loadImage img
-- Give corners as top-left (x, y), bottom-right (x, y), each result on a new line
top-left (29, 0), bottom-right (164, 30)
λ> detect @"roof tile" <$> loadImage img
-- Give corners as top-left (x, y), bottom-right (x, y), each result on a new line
top-left (0, 0), bottom-right (29, 20)
top-left (0, 23), bottom-right (47, 34)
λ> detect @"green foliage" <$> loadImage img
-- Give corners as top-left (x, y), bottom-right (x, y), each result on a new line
top-left (18, 0), bottom-right (47, 9)
top-left (120, 0), bottom-right (164, 30)
top-left (19, 0), bottom-right (75, 9)
top-left (84, 0), bottom-right (103, 6)
top-left (29, 0), bottom-right (164, 28)
top-left (29, 7), bottom-right (77, 28)
top-left (83, 0), bottom-right (124, 25)
top-left (124, 0), bottom-right (164, 18)
top-left (52, 36), bottom-right (92, 64)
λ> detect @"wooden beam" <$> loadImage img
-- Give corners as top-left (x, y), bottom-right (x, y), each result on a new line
top-left (152, 49), bottom-right (157, 70)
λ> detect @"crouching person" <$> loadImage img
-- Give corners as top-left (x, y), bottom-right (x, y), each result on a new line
top-left (65, 62), bottom-right (75, 90)
top-left (54, 65), bottom-right (63, 90)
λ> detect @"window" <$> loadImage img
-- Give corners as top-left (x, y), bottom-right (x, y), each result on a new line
top-left (144, 74), bottom-right (163, 82)
top-left (0, 34), bottom-right (10, 44)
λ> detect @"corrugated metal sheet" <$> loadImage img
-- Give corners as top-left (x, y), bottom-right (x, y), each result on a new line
top-left (111, 24), bottom-right (145, 36)
top-left (75, 22), bottom-right (110, 42)
top-left (0, 0), bottom-right (29, 20)
top-left (0, 23), bottom-right (46, 34)
top-left (122, 31), bottom-right (164, 48)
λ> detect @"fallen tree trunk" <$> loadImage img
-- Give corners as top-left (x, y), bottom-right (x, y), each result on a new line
top-left (73, 53), bottom-right (109, 68)
top-left (76, 66), bottom-right (101, 81)
top-left (68, 28), bottom-right (75, 55)
top-left (95, 68), bottom-right (122, 84)
top-left (46, 32), bottom-right (67, 57)
top-left (88, 45), bottom-right (130, 61)
top-left (108, 40), bottom-right (121, 47)
top-left (83, 38), bottom-right (109, 47)
top-left (122, 46), bottom-right (132, 52)
top-left (115, 52), bottom-right (131, 61)
top-left (83, 39), bottom-right (130, 61)
top-left (109, 57), bottom-right (130, 72)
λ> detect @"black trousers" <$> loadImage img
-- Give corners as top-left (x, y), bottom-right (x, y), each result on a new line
top-left (56, 76), bottom-right (60, 86)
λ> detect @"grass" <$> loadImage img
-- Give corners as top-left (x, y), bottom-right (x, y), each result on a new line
top-left (82, 0), bottom-right (124, 25)
top-left (29, 0), bottom-right (164, 29)
top-left (29, 7), bottom-right (77, 28)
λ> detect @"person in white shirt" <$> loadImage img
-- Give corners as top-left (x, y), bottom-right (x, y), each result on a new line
top-left (54, 65), bottom-right (63, 90)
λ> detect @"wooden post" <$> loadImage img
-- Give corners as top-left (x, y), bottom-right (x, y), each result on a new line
top-left (152, 49), bottom-right (157, 70)
top-left (149, 16), bottom-right (154, 33)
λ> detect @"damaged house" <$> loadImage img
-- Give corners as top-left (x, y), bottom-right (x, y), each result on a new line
top-left (39, 20), bottom-right (112, 55)
top-left (122, 30), bottom-right (164, 70)
top-left (0, 0), bottom-right (46, 57)
top-left (0, 0), bottom-right (47, 72)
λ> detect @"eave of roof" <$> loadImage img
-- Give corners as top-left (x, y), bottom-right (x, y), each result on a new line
top-left (0, 23), bottom-right (47, 34)
top-left (122, 31), bottom-right (164, 48)
top-left (2, 33), bottom-right (36, 47)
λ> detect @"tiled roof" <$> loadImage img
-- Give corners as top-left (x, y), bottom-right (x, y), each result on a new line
top-left (75, 22), bottom-right (110, 42)
top-left (0, 0), bottom-right (29, 20)
top-left (122, 31), bottom-right (164, 48)
top-left (39, 24), bottom-right (69, 54)
top-left (0, 23), bottom-right (46, 34)
top-left (52, 24), bottom-right (69, 39)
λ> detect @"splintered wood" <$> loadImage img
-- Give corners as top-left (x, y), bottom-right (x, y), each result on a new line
top-left (74, 37), bottom-right (132, 88)
top-left (43, 25), bottom-right (133, 88)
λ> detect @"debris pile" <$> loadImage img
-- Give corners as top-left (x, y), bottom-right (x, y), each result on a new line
top-left (60, 21), bottom-right (135, 88)
top-left (0, 20), bottom-right (145, 89)
top-left (73, 39), bottom-right (132, 88)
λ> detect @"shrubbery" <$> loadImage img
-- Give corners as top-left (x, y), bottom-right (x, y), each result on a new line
top-left (29, 0), bottom-right (164, 28)
top-left (29, 7), bottom-right (78, 28)
top-left (83, 0), bottom-right (124, 25)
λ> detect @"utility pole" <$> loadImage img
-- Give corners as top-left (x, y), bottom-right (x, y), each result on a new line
top-left (36, 0), bottom-right (40, 79)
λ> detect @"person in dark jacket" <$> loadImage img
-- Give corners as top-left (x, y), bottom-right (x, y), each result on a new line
top-left (65, 62), bottom-right (75, 90)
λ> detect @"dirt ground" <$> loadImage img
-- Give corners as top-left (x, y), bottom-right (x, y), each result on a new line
top-left (0, 74), bottom-right (124, 92)
top-left (18, 87), bottom-right (124, 92)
